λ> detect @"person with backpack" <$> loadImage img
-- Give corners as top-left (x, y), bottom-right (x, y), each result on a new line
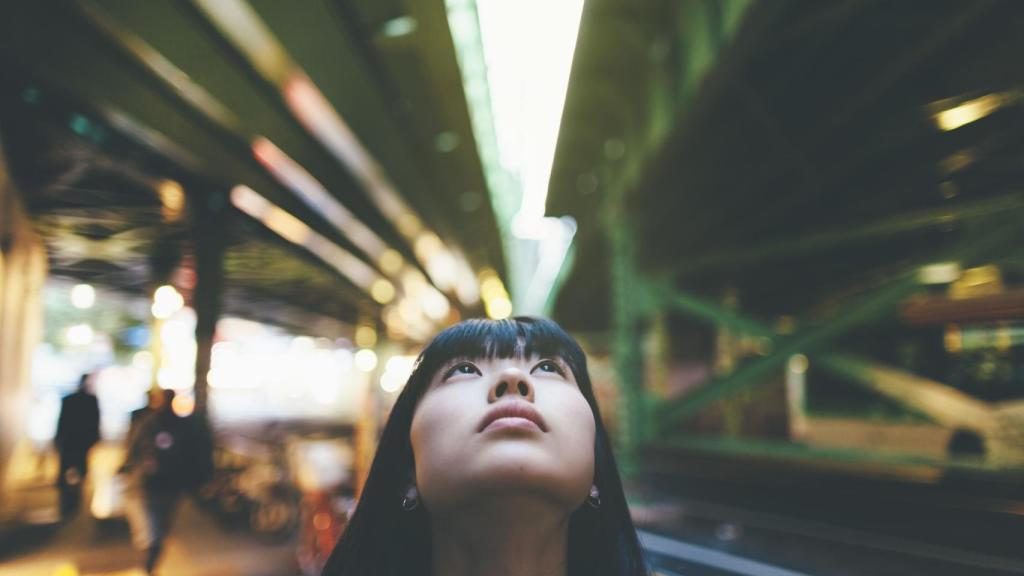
top-left (121, 388), bottom-right (207, 575)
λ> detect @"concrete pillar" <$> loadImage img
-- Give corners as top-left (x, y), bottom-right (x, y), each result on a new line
top-left (0, 136), bottom-right (47, 500)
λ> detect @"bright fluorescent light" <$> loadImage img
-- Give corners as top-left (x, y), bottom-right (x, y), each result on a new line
top-left (476, 0), bottom-right (585, 221)
top-left (934, 93), bottom-right (1006, 131)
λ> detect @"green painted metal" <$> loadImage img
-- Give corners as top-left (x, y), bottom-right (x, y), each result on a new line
top-left (603, 0), bottom-right (756, 472)
top-left (649, 278), bottom-right (776, 338)
top-left (656, 271), bottom-right (922, 432)
top-left (653, 435), bottom-right (1008, 474)
top-left (610, 201), bottom-right (646, 477)
top-left (654, 216), bottom-right (1023, 435)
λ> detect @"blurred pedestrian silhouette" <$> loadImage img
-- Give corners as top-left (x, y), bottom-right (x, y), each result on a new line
top-left (54, 372), bottom-right (101, 518)
top-left (121, 389), bottom-right (209, 575)
top-left (124, 388), bottom-right (164, 448)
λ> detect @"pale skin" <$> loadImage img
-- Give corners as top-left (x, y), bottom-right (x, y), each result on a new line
top-left (410, 355), bottom-right (597, 576)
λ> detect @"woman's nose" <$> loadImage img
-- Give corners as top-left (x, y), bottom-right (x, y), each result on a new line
top-left (487, 367), bottom-right (535, 403)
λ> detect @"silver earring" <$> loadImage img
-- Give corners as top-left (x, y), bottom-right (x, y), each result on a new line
top-left (401, 485), bottom-right (420, 511)
top-left (586, 485), bottom-right (601, 508)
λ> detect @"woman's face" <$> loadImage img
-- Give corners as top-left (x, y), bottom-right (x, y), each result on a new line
top-left (410, 355), bottom-right (596, 514)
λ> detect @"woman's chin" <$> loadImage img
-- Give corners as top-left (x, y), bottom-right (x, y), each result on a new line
top-left (425, 455), bottom-right (590, 512)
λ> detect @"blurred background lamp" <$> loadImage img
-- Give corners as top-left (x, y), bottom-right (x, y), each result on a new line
top-left (485, 295), bottom-right (512, 319)
top-left (355, 348), bottom-right (378, 372)
top-left (70, 283), bottom-right (95, 309)
top-left (919, 262), bottom-right (962, 285)
top-left (370, 279), bottom-right (396, 304)
top-left (380, 15), bottom-right (418, 38)
top-left (151, 285), bottom-right (184, 319)
top-left (355, 325), bottom-right (377, 348)
top-left (66, 323), bottom-right (94, 347)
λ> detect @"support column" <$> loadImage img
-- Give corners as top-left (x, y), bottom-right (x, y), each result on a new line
top-left (609, 198), bottom-right (646, 477)
top-left (190, 189), bottom-right (227, 423)
top-left (0, 137), bottom-right (47, 500)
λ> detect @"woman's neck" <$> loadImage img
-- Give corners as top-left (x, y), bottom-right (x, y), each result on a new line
top-left (429, 496), bottom-right (571, 576)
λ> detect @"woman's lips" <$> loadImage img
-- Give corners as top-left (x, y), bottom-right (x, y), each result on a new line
top-left (478, 401), bottom-right (547, 432)
top-left (482, 416), bottom-right (542, 432)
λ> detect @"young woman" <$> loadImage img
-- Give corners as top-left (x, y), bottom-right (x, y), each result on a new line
top-left (323, 317), bottom-right (647, 576)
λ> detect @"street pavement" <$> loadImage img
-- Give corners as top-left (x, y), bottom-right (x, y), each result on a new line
top-left (0, 490), bottom-right (301, 576)
top-left (1, 442), bottom-right (302, 576)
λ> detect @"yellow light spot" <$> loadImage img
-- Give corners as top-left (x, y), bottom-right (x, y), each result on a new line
top-left (158, 180), bottom-right (186, 221)
top-left (53, 563), bottom-right (79, 576)
top-left (355, 325), bottom-right (377, 348)
top-left (414, 232), bottom-right (443, 259)
top-left (397, 212), bottom-right (422, 237)
top-left (378, 248), bottom-right (404, 275)
top-left (485, 296), bottom-right (512, 319)
top-left (172, 395), bottom-right (195, 417)
top-left (370, 279), bottom-right (396, 304)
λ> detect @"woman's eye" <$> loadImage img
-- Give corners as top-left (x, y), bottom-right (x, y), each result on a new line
top-left (534, 360), bottom-right (565, 375)
top-left (444, 362), bottom-right (480, 379)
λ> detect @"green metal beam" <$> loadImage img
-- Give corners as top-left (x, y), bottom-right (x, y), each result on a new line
top-left (648, 278), bottom-right (776, 338)
top-left (656, 271), bottom-right (921, 432)
top-left (655, 216), bottom-right (1023, 435)
top-left (652, 435), bottom-right (1007, 474)
top-left (610, 196), bottom-right (646, 476)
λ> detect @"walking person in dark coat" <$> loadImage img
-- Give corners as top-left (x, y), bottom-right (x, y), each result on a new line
top-left (122, 389), bottom-right (208, 575)
top-left (55, 372), bottom-right (101, 518)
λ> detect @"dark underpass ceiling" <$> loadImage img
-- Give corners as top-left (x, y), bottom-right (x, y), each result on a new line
top-left (0, 0), bottom-right (507, 338)
top-left (548, 0), bottom-right (1024, 332)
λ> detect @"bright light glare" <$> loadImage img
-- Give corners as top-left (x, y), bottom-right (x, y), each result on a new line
top-left (157, 366), bottom-right (194, 390)
top-left (920, 262), bottom-right (962, 285)
top-left (934, 93), bottom-right (1006, 131)
top-left (355, 348), bottom-right (378, 372)
top-left (66, 323), bottom-right (95, 346)
top-left (70, 284), bottom-right (95, 309)
top-left (380, 372), bottom-right (404, 393)
top-left (477, 0), bottom-right (585, 222)
top-left (132, 350), bottom-right (154, 370)
top-left (485, 296), bottom-right (513, 320)
top-left (381, 355), bottom-right (416, 393)
top-left (151, 285), bottom-right (184, 319)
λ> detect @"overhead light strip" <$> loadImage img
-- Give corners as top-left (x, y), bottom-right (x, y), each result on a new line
top-left (192, 0), bottom-right (481, 305)
top-left (230, 185), bottom-right (394, 304)
top-left (76, 0), bottom-right (453, 319)
top-left (251, 138), bottom-right (453, 323)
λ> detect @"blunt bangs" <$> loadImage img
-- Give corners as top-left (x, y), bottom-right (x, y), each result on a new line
top-left (411, 317), bottom-right (587, 386)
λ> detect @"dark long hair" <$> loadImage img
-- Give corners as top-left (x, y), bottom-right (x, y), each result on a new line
top-left (322, 317), bottom-right (647, 576)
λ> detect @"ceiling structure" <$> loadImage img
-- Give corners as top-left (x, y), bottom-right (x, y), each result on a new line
top-left (548, 0), bottom-right (1024, 332)
top-left (0, 0), bottom-right (507, 339)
